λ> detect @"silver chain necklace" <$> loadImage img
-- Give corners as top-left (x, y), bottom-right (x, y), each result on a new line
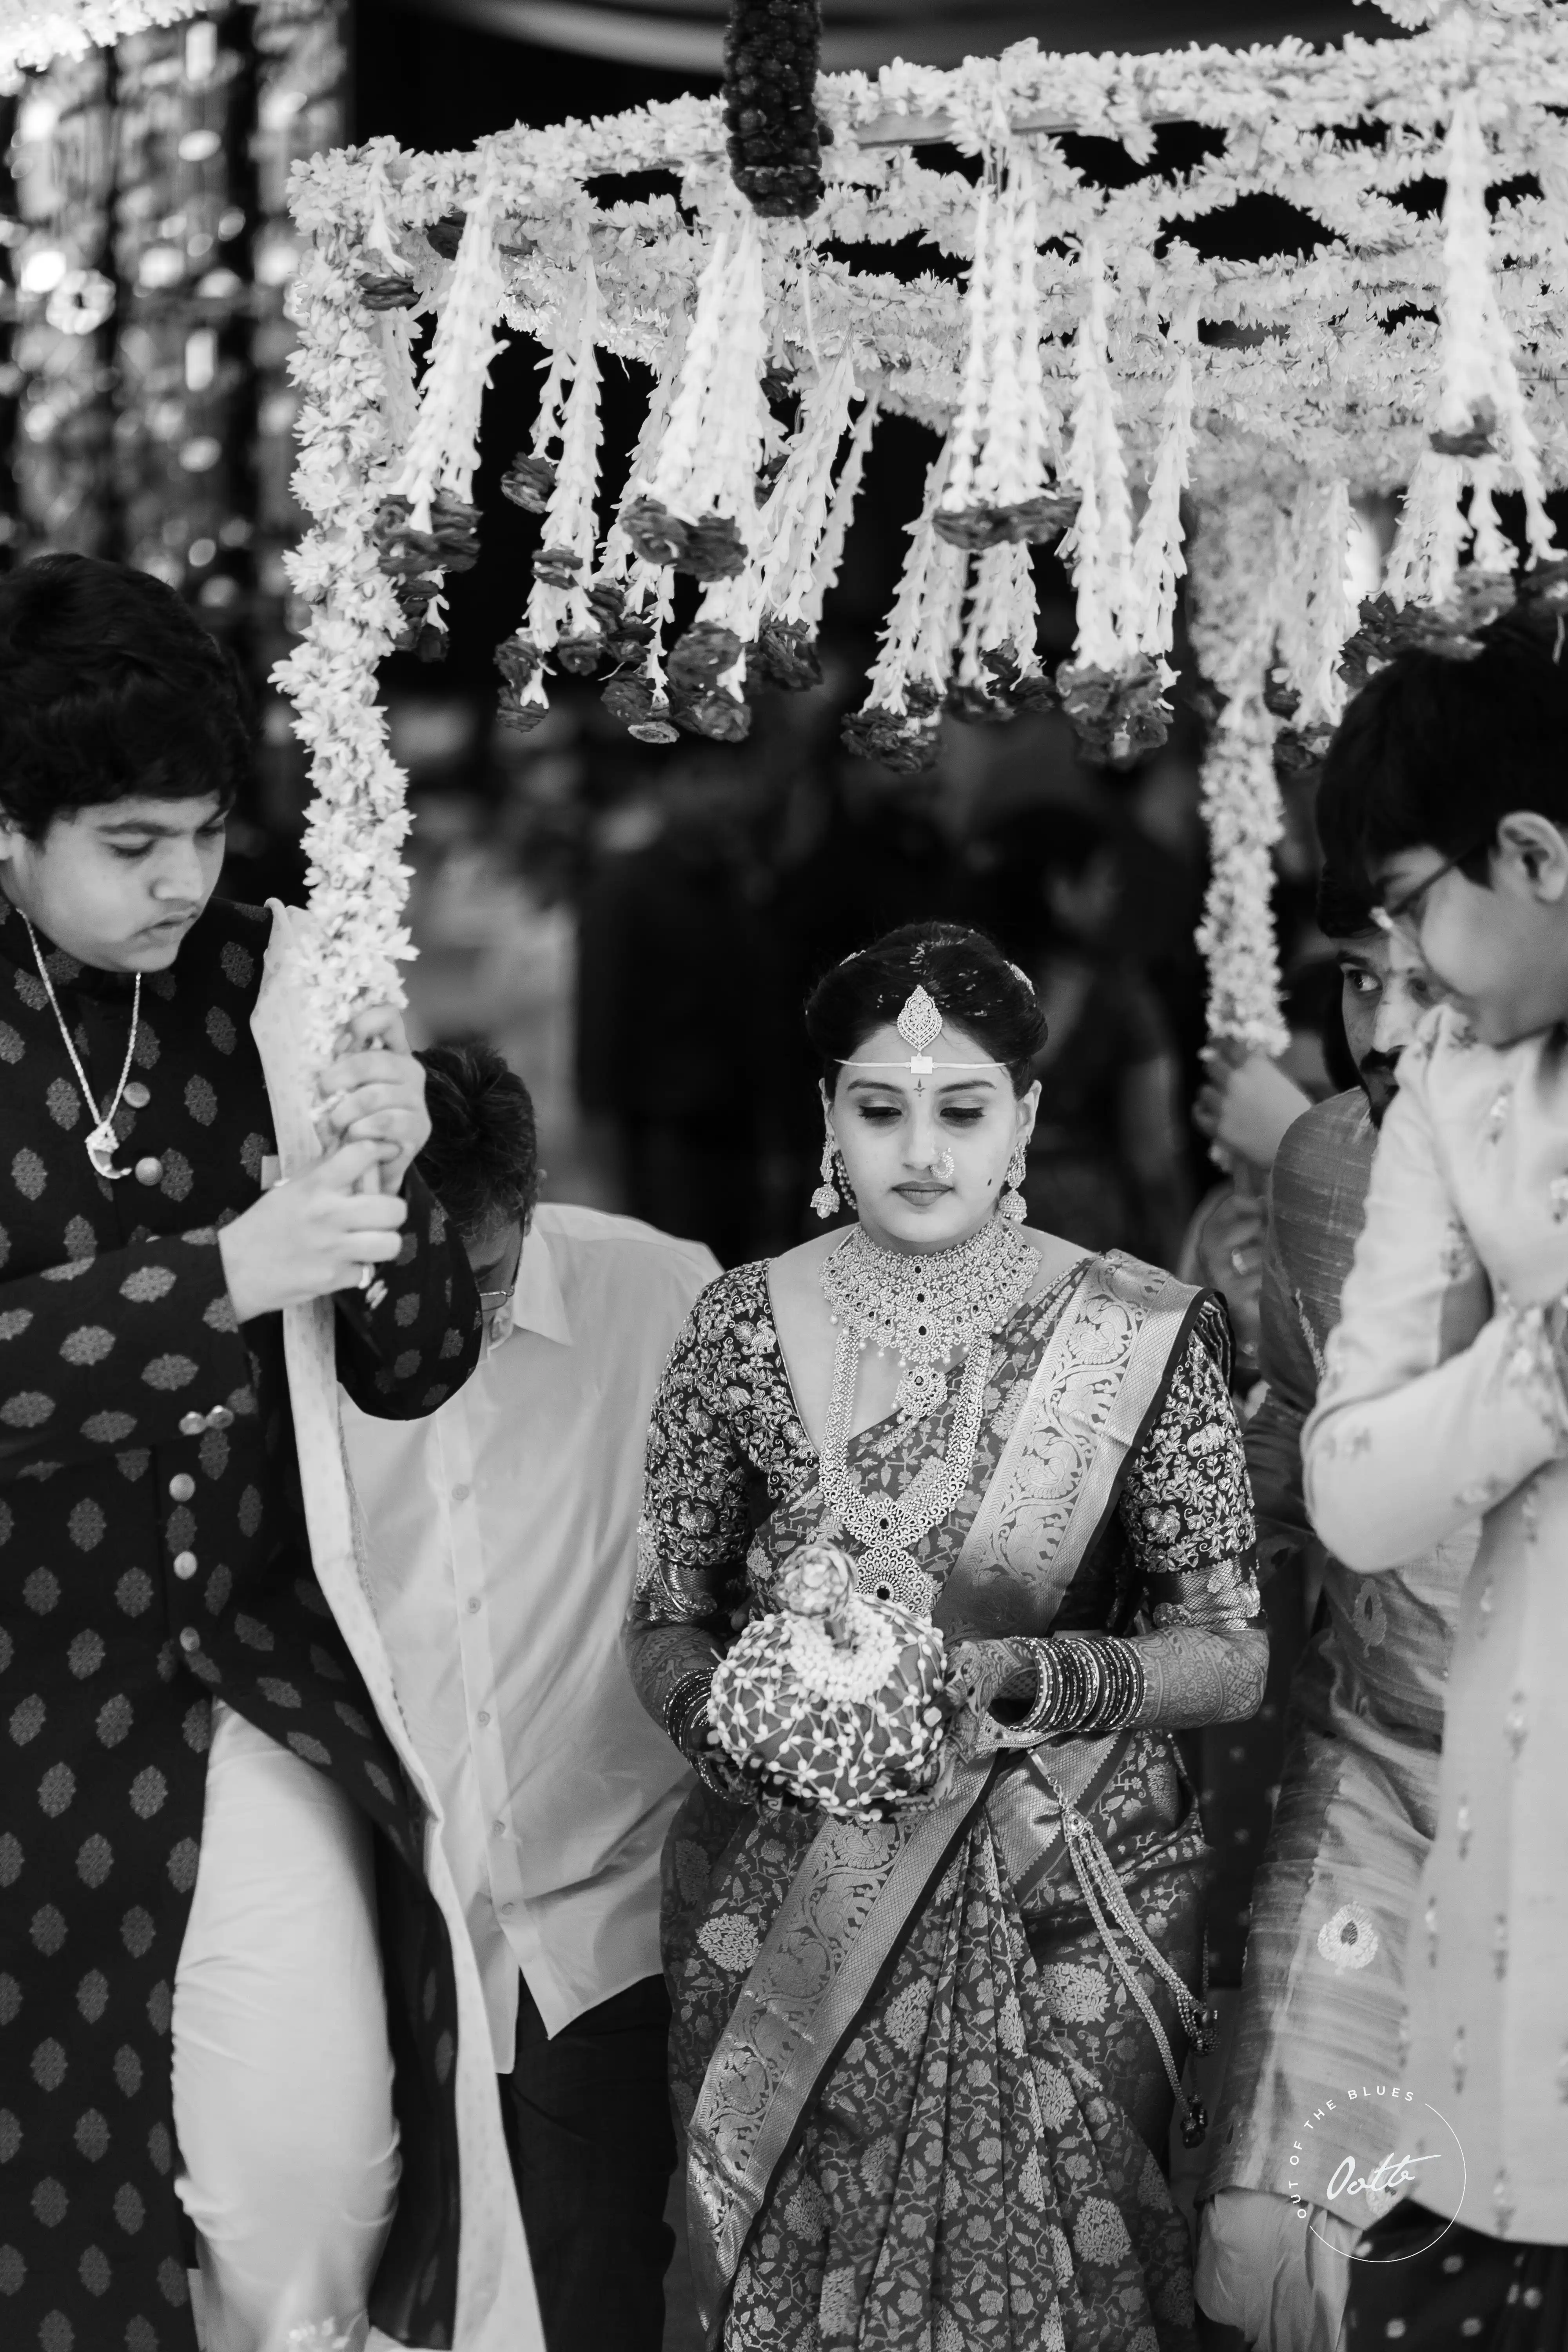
top-left (817, 1216), bottom-right (1041, 1615)
top-left (820, 1215), bottom-right (1038, 1424)
top-left (21, 911), bottom-right (142, 1181)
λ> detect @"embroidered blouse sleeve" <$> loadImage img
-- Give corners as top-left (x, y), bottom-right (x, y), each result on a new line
top-left (625, 1271), bottom-right (763, 1735)
top-left (1302, 1045), bottom-right (1547, 1572)
top-left (1117, 1307), bottom-right (1269, 1729)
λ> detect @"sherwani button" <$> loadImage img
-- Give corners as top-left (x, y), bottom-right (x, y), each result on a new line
top-left (133, 1156), bottom-right (163, 1186)
top-left (123, 1081), bottom-right (151, 1109)
top-left (178, 1628), bottom-right (200, 1652)
top-left (206, 1406), bottom-right (234, 1430)
top-left (179, 1412), bottom-right (206, 1438)
top-left (169, 1475), bottom-right (195, 1502)
top-left (172, 1552), bottom-right (198, 1580)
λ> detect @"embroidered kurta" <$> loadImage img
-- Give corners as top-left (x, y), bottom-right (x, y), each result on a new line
top-left (1207, 1090), bottom-right (1476, 2215)
top-left (629, 1252), bottom-right (1264, 2351)
top-left (1304, 1006), bottom-right (1568, 2245)
top-left (0, 894), bottom-right (481, 2351)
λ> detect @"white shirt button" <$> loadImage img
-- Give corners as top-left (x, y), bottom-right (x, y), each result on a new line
top-left (499, 1901), bottom-right (515, 1918)
top-left (172, 1551), bottom-right (198, 1581)
top-left (467, 1597), bottom-right (481, 1614)
top-left (169, 1474), bottom-right (195, 1502)
top-left (179, 1628), bottom-right (200, 1652)
top-left (451, 1483), bottom-right (471, 1504)
top-left (477, 1710), bottom-right (491, 1727)
top-left (206, 1406), bottom-right (234, 1431)
top-left (179, 1412), bottom-right (205, 1438)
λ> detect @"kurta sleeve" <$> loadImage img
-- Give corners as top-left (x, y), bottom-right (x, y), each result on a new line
top-left (1302, 1049), bottom-right (1546, 1572)
top-left (625, 1278), bottom-right (757, 1740)
top-left (0, 1226), bottom-right (256, 1477)
top-left (1117, 1307), bottom-right (1271, 1729)
top-left (332, 1171), bottom-right (481, 1420)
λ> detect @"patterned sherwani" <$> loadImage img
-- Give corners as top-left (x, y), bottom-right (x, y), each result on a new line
top-left (1205, 1088), bottom-right (1475, 2217)
top-left (0, 893), bottom-right (481, 2352)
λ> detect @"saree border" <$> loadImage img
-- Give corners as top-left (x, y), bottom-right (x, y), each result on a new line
top-left (685, 1755), bottom-right (999, 2343)
top-left (936, 1253), bottom-right (1208, 1641)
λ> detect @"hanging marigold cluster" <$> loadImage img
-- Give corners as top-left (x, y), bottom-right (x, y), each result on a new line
top-left (722, 0), bottom-right (823, 219)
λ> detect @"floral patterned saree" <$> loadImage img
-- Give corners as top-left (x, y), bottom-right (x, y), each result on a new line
top-left (630, 1251), bottom-right (1261, 2351)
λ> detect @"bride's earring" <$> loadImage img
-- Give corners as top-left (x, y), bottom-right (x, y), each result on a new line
top-left (1000, 1141), bottom-right (1028, 1225)
top-left (811, 1125), bottom-right (853, 1220)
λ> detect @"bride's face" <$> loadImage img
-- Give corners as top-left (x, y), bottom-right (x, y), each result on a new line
top-left (826, 1020), bottom-right (1038, 1254)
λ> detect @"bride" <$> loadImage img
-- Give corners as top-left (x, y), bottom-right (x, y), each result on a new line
top-left (627, 921), bottom-right (1267, 2351)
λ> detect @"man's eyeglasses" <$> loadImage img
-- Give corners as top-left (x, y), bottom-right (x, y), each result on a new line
top-left (1370, 839), bottom-right (1488, 945)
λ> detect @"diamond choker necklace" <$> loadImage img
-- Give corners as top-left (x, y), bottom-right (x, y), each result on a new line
top-left (820, 1215), bottom-right (1039, 1427)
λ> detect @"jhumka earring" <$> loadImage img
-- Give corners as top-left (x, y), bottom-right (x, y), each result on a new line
top-left (1001, 1142), bottom-right (1028, 1225)
top-left (811, 1126), bottom-right (853, 1220)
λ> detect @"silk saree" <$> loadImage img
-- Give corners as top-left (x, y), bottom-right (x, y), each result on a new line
top-left (630, 1250), bottom-right (1262, 2350)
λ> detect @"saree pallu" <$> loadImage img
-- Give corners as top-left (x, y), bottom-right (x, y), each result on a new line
top-left (662, 1257), bottom-right (1223, 2351)
top-left (666, 1733), bottom-right (1206, 2352)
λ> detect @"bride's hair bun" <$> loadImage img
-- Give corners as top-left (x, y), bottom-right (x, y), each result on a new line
top-left (804, 921), bottom-right (1046, 1094)
top-left (0, 552), bottom-right (250, 838)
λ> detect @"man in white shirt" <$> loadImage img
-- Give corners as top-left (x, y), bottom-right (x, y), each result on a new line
top-left (343, 1042), bottom-right (717, 2352)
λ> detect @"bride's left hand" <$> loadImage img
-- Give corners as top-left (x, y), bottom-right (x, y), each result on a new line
top-left (944, 1638), bottom-right (1038, 1758)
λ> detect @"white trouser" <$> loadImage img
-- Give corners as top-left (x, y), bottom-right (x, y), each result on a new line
top-left (1196, 2186), bottom-right (1357, 2352)
top-left (172, 1700), bottom-right (402, 2352)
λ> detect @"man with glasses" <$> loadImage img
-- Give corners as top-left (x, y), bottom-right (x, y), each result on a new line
top-left (1302, 628), bottom-right (1568, 2336)
top-left (342, 1043), bottom-right (719, 2352)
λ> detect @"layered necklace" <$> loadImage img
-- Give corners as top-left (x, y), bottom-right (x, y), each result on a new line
top-left (817, 1216), bottom-right (1040, 1614)
top-left (20, 909), bottom-right (142, 1181)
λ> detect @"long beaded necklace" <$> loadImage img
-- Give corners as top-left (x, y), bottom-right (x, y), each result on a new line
top-left (817, 1216), bottom-right (1040, 1614)
top-left (20, 910), bottom-right (142, 1182)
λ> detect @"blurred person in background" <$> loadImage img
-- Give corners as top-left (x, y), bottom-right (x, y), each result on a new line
top-left (575, 747), bottom-right (776, 1265)
top-left (1184, 961), bottom-right (1345, 1401)
top-left (1195, 833), bottom-right (1469, 2352)
top-left (978, 802), bottom-right (1192, 1267)
top-left (345, 1044), bottom-right (717, 2352)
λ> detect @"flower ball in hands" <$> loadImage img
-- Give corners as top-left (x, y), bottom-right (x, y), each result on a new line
top-left (708, 1544), bottom-right (947, 1819)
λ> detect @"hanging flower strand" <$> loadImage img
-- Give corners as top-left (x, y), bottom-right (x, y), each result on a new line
top-left (938, 134), bottom-right (1071, 552)
top-left (1057, 239), bottom-right (1169, 767)
top-left (844, 440), bottom-right (966, 771)
top-left (625, 206), bottom-right (775, 583)
top-left (1189, 490), bottom-right (1290, 1059)
top-left (802, 389), bottom-right (878, 633)
top-left (495, 263), bottom-right (604, 735)
top-left (1431, 88), bottom-right (1558, 574)
top-left (369, 144), bottom-right (508, 656)
top-left (753, 349), bottom-right (860, 686)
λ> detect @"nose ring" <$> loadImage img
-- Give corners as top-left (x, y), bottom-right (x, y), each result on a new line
top-left (933, 1149), bottom-right (955, 1181)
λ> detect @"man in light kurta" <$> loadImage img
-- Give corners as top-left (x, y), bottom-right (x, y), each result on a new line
top-left (1303, 628), bottom-right (1568, 2339)
top-left (1195, 856), bottom-right (1475, 2352)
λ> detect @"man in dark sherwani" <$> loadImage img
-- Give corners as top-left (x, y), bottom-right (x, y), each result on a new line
top-left (0, 554), bottom-right (483, 2352)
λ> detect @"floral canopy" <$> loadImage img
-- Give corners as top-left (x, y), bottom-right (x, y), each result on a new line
top-left (60, 0), bottom-right (1568, 1056)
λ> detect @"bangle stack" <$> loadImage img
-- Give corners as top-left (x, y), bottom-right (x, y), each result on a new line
top-left (1018, 1634), bottom-right (1148, 1737)
top-left (663, 1668), bottom-right (716, 1761)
